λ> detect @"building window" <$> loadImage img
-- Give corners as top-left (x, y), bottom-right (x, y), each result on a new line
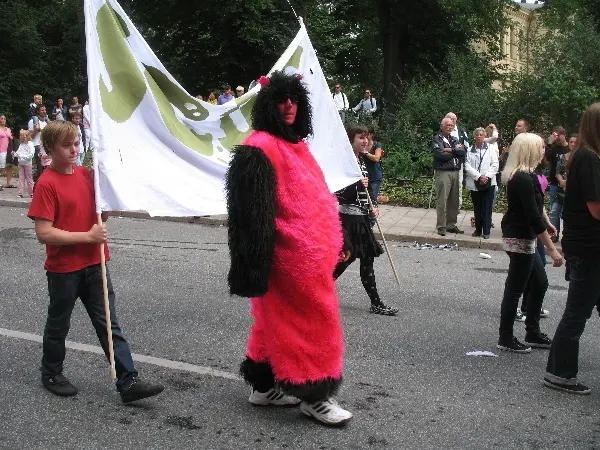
top-left (510, 27), bottom-right (517, 60)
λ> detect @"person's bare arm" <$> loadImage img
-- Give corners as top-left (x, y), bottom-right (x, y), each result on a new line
top-left (364, 147), bottom-right (383, 162)
top-left (34, 218), bottom-right (107, 246)
top-left (587, 201), bottom-right (600, 220)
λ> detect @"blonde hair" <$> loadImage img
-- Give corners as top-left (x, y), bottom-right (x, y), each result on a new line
top-left (19, 130), bottom-right (32, 142)
top-left (501, 133), bottom-right (544, 184)
top-left (33, 94), bottom-right (42, 101)
top-left (41, 121), bottom-right (78, 154)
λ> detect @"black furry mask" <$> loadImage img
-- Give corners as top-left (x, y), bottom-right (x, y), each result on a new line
top-left (251, 71), bottom-right (313, 144)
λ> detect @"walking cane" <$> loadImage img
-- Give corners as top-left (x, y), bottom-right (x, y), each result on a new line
top-left (365, 191), bottom-right (401, 286)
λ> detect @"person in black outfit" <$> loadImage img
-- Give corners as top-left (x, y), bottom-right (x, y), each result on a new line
top-left (546, 126), bottom-right (570, 242)
top-left (544, 102), bottom-right (600, 395)
top-left (334, 124), bottom-right (399, 316)
top-left (498, 133), bottom-right (563, 354)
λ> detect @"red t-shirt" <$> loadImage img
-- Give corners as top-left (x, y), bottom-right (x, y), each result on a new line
top-left (27, 166), bottom-right (110, 273)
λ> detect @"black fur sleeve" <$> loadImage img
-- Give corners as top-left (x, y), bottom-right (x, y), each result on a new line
top-left (225, 145), bottom-right (277, 297)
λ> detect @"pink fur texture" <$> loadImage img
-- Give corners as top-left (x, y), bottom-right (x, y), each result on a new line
top-left (243, 131), bottom-right (344, 385)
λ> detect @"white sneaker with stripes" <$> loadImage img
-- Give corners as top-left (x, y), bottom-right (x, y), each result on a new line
top-left (248, 388), bottom-right (301, 406)
top-left (300, 398), bottom-right (353, 425)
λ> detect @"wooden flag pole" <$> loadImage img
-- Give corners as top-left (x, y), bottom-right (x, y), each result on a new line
top-left (365, 191), bottom-right (401, 286)
top-left (98, 213), bottom-right (116, 380)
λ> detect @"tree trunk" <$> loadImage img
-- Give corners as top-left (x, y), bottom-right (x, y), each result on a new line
top-left (377, 0), bottom-right (408, 118)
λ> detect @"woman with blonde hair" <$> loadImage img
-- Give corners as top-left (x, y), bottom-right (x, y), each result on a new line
top-left (544, 103), bottom-right (600, 394)
top-left (498, 133), bottom-right (563, 353)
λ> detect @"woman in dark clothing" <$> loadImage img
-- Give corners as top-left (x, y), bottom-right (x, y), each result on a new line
top-left (544, 103), bottom-right (600, 395)
top-left (363, 126), bottom-right (384, 201)
top-left (498, 133), bottom-right (563, 354)
top-left (334, 124), bottom-right (398, 316)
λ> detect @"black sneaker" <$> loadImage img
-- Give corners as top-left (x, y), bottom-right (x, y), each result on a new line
top-left (524, 332), bottom-right (552, 349)
top-left (497, 336), bottom-right (531, 353)
top-left (437, 229), bottom-right (446, 236)
top-left (370, 303), bottom-right (399, 316)
top-left (446, 226), bottom-right (465, 234)
top-left (543, 378), bottom-right (591, 395)
top-left (42, 374), bottom-right (78, 397)
top-left (120, 378), bottom-right (164, 404)
top-left (471, 231), bottom-right (481, 237)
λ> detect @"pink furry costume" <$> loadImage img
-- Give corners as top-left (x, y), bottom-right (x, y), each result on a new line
top-left (226, 72), bottom-right (345, 402)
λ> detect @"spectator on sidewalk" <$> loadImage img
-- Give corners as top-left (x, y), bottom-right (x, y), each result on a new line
top-left (71, 113), bottom-right (86, 166)
top-left (332, 83), bottom-right (349, 121)
top-left (546, 126), bottom-right (570, 242)
top-left (207, 91), bottom-right (217, 105)
top-left (52, 98), bottom-right (68, 121)
top-left (0, 114), bottom-right (14, 190)
top-left (433, 117), bottom-right (466, 236)
top-left (218, 85), bottom-right (235, 105)
top-left (28, 104), bottom-right (50, 181)
top-left (446, 112), bottom-right (470, 209)
top-left (497, 133), bottom-right (562, 354)
top-left (68, 96), bottom-right (82, 121)
top-left (464, 128), bottom-right (499, 239)
top-left (544, 102), bottom-right (600, 395)
top-left (29, 95), bottom-right (43, 119)
top-left (16, 130), bottom-right (34, 198)
top-left (363, 126), bottom-right (384, 201)
top-left (556, 135), bottom-right (576, 192)
top-left (353, 89), bottom-right (377, 115)
top-left (235, 86), bottom-right (245, 97)
top-left (82, 101), bottom-right (91, 152)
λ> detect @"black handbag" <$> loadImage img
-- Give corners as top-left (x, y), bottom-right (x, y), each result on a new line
top-left (474, 147), bottom-right (491, 191)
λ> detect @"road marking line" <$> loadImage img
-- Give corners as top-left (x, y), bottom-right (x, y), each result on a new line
top-left (0, 327), bottom-right (240, 381)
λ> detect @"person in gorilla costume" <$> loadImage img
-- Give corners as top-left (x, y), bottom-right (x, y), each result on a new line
top-left (226, 71), bottom-right (353, 426)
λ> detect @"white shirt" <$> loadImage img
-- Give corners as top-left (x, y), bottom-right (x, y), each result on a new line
top-left (464, 143), bottom-right (499, 190)
top-left (353, 97), bottom-right (377, 113)
top-left (332, 92), bottom-right (349, 111)
top-left (484, 129), bottom-right (499, 160)
top-left (28, 117), bottom-right (49, 147)
top-left (83, 104), bottom-right (91, 129)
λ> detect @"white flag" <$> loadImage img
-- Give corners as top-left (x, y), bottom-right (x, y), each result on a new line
top-left (84, 0), bottom-right (361, 217)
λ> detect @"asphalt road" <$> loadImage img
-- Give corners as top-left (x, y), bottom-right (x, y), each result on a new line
top-left (1, 205), bottom-right (599, 450)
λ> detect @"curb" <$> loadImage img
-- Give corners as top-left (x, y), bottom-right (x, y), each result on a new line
top-left (0, 200), bottom-right (503, 251)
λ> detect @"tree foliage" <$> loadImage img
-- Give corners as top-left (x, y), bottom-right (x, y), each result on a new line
top-left (0, 0), bottom-right (85, 128)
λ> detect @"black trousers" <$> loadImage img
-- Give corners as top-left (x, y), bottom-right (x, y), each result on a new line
top-left (499, 250), bottom-right (548, 340)
top-left (333, 256), bottom-right (381, 305)
top-left (470, 187), bottom-right (494, 236)
top-left (546, 256), bottom-right (600, 382)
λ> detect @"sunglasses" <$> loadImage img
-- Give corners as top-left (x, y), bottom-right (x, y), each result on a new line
top-left (274, 93), bottom-right (300, 104)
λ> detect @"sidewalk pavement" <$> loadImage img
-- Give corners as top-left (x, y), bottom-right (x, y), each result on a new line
top-left (0, 183), bottom-right (504, 250)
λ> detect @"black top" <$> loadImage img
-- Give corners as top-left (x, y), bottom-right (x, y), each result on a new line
top-left (546, 142), bottom-right (569, 185)
top-left (561, 148), bottom-right (600, 257)
top-left (501, 171), bottom-right (546, 239)
top-left (336, 155), bottom-right (375, 214)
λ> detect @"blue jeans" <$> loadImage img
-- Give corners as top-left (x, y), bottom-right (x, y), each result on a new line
top-left (546, 256), bottom-right (600, 383)
top-left (548, 185), bottom-right (564, 234)
top-left (41, 264), bottom-right (138, 390)
top-left (370, 180), bottom-right (382, 201)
